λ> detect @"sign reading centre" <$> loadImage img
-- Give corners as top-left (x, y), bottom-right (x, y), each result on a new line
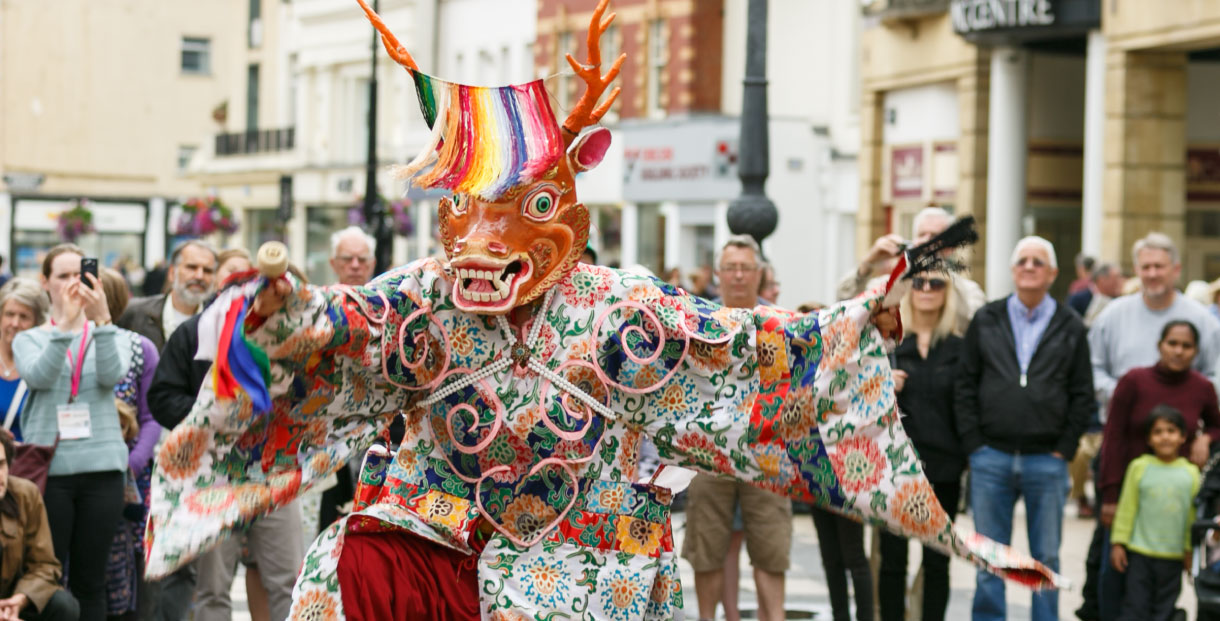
top-left (951, 0), bottom-right (1054, 34)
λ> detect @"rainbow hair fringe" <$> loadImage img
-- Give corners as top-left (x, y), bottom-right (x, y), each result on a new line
top-left (398, 72), bottom-right (564, 201)
top-left (214, 297), bottom-right (272, 414)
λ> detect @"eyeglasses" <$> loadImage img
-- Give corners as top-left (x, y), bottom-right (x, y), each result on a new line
top-left (336, 254), bottom-right (373, 265)
top-left (720, 263), bottom-right (759, 275)
top-left (1015, 256), bottom-right (1047, 268)
top-left (912, 277), bottom-right (947, 292)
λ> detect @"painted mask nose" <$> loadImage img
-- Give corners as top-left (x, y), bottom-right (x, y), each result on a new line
top-left (488, 241), bottom-right (509, 256)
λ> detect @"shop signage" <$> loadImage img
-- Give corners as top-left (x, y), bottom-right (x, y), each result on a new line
top-left (14, 199), bottom-right (146, 233)
top-left (621, 119), bottom-right (740, 203)
top-left (951, 0), bottom-right (1054, 33)
top-left (891, 145), bottom-right (924, 200)
top-left (951, 0), bottom-right (1099, 40)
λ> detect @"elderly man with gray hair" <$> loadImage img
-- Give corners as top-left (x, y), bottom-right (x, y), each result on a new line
top-left (837, 206), bottom-right (985, 333)
top-left (956, 235), bottom-right (1093, 621)
top-left (329, 226), bottom-right (377, 286)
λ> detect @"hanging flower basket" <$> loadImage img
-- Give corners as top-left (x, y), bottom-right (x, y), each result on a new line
top-left (348, 195), bottom-right (414, 237)
top-left (57, 199), bottom-right (97, 243)
top-left (174, 196), bottom-right (239, 237)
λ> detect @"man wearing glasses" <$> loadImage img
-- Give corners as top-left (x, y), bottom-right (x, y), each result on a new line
top-left (682, 235), bottom-right (793, 621)
top-left (956, 236), bottom-right (1093, 621)
top-left (317, 227), bottom-right (379, 538)
top-left (329, 226), bottom-right (377, 287)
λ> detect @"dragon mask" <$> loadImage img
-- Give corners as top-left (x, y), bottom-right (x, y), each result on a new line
top-left (357, 0), bottom-right (625, 314)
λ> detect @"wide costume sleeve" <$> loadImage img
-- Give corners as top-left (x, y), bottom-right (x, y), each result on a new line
top-left (588, 273), bottom-right (1064, 589)
top-left (145, 259), bottom-right (448, 577)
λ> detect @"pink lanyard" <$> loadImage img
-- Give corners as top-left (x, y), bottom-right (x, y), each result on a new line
top-left (49, 321), bottom-right (91, 402)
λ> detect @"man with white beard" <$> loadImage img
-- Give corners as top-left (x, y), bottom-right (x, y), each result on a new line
top-left (119, 241), bottom-right (218, 351)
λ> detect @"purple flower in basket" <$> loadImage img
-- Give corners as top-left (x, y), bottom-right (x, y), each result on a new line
top-left (57, 199), bottom-right (96, 243)
top-left (387, 200), bottom-right (414, 237)
top-left (176, 196), bottom-right (238, 237)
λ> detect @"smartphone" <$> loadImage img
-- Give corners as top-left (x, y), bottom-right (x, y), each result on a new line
top-left (80, 257), bottom-right (99, 289)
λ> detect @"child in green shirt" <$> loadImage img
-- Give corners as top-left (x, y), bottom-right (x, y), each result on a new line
top-left (1110, 404), bottom-right (1201, 620)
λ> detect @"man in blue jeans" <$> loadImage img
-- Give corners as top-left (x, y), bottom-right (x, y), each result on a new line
top-left (956, 236), bottom-right (1093, 620)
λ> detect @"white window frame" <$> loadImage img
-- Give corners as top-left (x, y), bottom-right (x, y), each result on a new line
top-left (181, 37), bottom-right (211, 75)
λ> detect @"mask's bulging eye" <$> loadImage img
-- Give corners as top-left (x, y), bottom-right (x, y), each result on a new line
top-left (522, 185), bottom-right (559, 222)
top-left (449, 193), bottom-right (467, 215)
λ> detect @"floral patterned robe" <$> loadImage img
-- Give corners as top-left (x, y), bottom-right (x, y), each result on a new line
top-left (146, 259), bottom-right (1059, 620)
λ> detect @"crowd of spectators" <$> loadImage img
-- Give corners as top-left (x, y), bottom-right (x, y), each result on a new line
top-left (2, 209), bottom-right (1220, 621)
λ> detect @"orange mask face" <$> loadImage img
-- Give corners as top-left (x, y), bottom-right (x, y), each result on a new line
top-left (355, 0), bottom-right (623, 315)
top-left (439, 130), bottom-right (611, 314)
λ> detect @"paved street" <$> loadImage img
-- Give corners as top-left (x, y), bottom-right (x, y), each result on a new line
top-left (672, 501), bottom-right (1200, 620)
top-left (222, 499), bottom-right (1199, 620)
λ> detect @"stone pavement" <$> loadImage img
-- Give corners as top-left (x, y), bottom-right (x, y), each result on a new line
top-left (672, 501), bottom-right (1200, 620)
top-left (221, 499), bottom-right (1200, 620)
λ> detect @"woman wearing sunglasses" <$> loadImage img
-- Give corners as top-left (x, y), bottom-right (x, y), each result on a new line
top-left (878, 273), bottom-right (966, 621)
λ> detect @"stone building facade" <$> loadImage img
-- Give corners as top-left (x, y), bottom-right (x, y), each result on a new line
top-left (859, 0), bottom-right (1220, 297)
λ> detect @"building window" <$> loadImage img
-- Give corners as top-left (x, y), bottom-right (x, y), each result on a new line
top-left (249, 0), bottom-right (263, 47)
top-left (247, 64), bottom-right (260, 131)
top-left (177, 145), bottom-right (197, 173)
top-left (556, 32), bottom-right (573, 111)
top-left (181, 37), bottom-right (211, 75)
top-left (647, 20), bottom-right (667, 116)
top-left (601, 25), bottom-right (620, 120)
top-left (245, 208), bottom-right (285, 252)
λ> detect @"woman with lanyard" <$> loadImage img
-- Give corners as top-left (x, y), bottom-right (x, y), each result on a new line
top-left (0, 278), bottom-right (48, 440)
top-left (13, 244), bottom-right (131, 621)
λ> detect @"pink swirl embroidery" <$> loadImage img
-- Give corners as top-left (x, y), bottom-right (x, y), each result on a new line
top-left (589, 300), bottom-right (736, 394)
top-left (536, 359), bottom-right (611, 442)
top-left (381, 304), bottom-right (452, 391)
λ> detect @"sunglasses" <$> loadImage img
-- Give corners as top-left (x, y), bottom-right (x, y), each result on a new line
top-left (912, 277), bottom-right (948, 292)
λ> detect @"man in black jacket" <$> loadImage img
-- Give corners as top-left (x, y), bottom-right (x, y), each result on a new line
top-left (956, 236), bottom-right (1092, 621)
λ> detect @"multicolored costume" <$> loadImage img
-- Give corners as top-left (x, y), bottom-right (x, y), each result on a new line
top-left (145, 2), bottom-right (1064, 618)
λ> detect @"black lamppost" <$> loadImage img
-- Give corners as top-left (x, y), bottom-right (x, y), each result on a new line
top-left (363, 0), bottom-right (393, 275)
top-left (726, 0), bottom-right (777, 251)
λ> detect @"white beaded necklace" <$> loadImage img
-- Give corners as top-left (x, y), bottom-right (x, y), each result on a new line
top-left (417, 287), bottom-right (616, 420)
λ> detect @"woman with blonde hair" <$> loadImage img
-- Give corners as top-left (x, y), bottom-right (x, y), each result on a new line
top-left (877, 272), bottom-right (965, 621)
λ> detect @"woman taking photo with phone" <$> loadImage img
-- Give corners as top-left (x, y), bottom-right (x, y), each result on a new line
top-left (13, 243), bottom-right (130, 621)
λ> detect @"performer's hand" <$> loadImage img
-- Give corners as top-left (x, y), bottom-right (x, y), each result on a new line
top-left (252, 277), bottom-right (293, 318)
top-left (1101, 502), bottom-right (1117, 528)
top-left (892, 369), bottom-right (908, 393)
top-left (1110, 544), bottom-right (1128, 572)
top-left (871, 306), bottom-right (899, 340)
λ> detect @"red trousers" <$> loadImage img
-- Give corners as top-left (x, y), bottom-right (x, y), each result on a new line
top-left (336, 530), bottom-right (482, 620)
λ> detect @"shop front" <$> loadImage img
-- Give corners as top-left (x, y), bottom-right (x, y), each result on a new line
top-left (8, 197), bottom-right (151, 278)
